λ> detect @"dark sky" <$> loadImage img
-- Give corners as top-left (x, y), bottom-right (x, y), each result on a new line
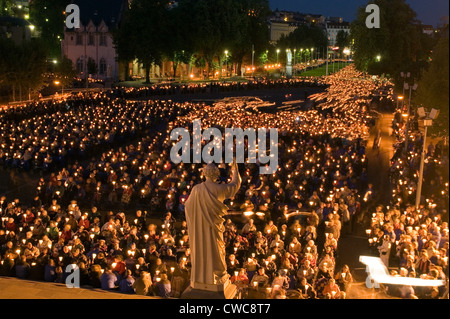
top-left (269, 0), bottom-right (449, 27)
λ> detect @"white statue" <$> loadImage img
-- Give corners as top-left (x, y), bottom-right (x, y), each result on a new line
top-left (184, 161), bottom-right (241, 292)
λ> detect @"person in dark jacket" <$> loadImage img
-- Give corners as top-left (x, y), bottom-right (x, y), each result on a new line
top-left (44, 259), bottom-right (57, 282)
top-left (119, 269), bottom-right (135, 294)
top-left (15, 255), bottom-right (30, 279)
top-left (100, 265), bottom-right (118, 290)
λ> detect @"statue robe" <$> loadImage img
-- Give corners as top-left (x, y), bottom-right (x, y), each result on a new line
top-left (185, 172), bottom-right (240, 288)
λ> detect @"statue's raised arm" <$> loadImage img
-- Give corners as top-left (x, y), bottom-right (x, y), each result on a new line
top-left (221, 160), bottom-right (242, 200)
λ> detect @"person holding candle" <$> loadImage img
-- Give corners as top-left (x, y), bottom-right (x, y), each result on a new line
top-left (322, 278), bottom-right (341, 299)
top-left (155, 273), bottom-right (171, 298)
top-left (271, 269), bottom-right (290, 298)
top-left (297, 276), bottom-right (317, 299)
top-left (334, 265), bottom-right (353, 292)
top-left (23, 241), bottom-right (40, 262)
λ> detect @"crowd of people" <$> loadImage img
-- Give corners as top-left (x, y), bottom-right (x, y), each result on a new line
top-left (2, 65), bottom-right (445, 299)
top-left (111, 76), bottom-right (328, 100)
top-left (0, 93), bottom-right (198, 171)
top-left (364, 101), bottom-right (449, 299)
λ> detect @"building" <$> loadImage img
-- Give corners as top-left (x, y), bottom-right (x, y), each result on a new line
top-left (269, 10), bottom-right (327, 43)
top-left (61, 0), bottom-right (128, 82)
top-left (0, 16), bottom-right (33, 44)
top-left (270, 21), bottom-right (303, 43)
top-left (270, 9), bottom-right (347, 44)
top-left (325, 21), bottom-right (350, 46)
top-left (422, 25), bottom-right (434, 35)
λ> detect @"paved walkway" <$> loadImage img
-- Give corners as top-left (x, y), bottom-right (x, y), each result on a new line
top-left (0, 277), bottom-right (157, 299)
top-left (365, 112), bottom-right (396, 205)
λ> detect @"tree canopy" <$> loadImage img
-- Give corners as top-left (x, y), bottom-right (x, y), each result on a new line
top-left (277, 24), bottom-right (328, 51)
top-left (113, 0), bottom-right (271, 80)
top-left (415, 26), bottom-right (449, 137)
top-left (351, 0), bottom-right (434, 86)
top-left (0, 37), bottom-right (47, 101)
top-left (29, 0), bottom-right (67, 57)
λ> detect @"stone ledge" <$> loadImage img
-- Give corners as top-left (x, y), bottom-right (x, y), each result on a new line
top-left (181, 283), bottom-right (238, 299)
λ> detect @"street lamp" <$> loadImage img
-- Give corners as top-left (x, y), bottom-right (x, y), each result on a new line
top-left (415, 107), bottom-right (439, 209)
top-left (403, 82), bottom-right (418, 153)
top-left (343, 48), bottom-right (350, 59)
top-left (293, 49), bottom-right (296, 76)
top-left (224, 50), bottom-right (228, 77)
top-left (400, 72), bottom-right (410, 111)
top-left (276, 49), bottom-right (280, 64)
top-left (311, 48), bottom-right (314, 64)
top-left (251, 45), bottom-right (255, 78)
top-left (396, 95), bottom-right (404, 109)
top-left (54, 80), bottom-right (64, 94)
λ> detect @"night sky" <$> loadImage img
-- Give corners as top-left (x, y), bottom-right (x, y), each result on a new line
top-left (269, 0), bottom-right (449, 27)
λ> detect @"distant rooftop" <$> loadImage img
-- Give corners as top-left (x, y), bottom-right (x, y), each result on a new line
top-left (68, 0), bottom-right (127, 29)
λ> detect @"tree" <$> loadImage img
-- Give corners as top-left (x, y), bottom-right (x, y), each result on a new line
top-left (113, 0), bottom-right (170, 83)
top-left (54, 56), bottom-right (76, 87)
top-left (0, 38), bottom-right (47, 101)
top-left (161, 1), bottom-right (196, 79)
top-left (114, 0), bottom-right (271, 80)
top-left (186, 0), bottom-right (270, 79)
top-left (415, 26), bottom-right (449, 137)
top-left (190, 0), bottom-right (229, 78)
top-left (276, 24), bottom-right (328, 61)
top-left (228, 0), bottom-right (271, 75)
top-left (335, 30), bottom-right (350, 56)
top-left (351, 0), bottom-right (433, 86)
top-left (112, 10), bottom-right (135, 82)
top-left (29, 0), bottom-right (67, 57)
top-left (0, 0), bottom-right (13, 12)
